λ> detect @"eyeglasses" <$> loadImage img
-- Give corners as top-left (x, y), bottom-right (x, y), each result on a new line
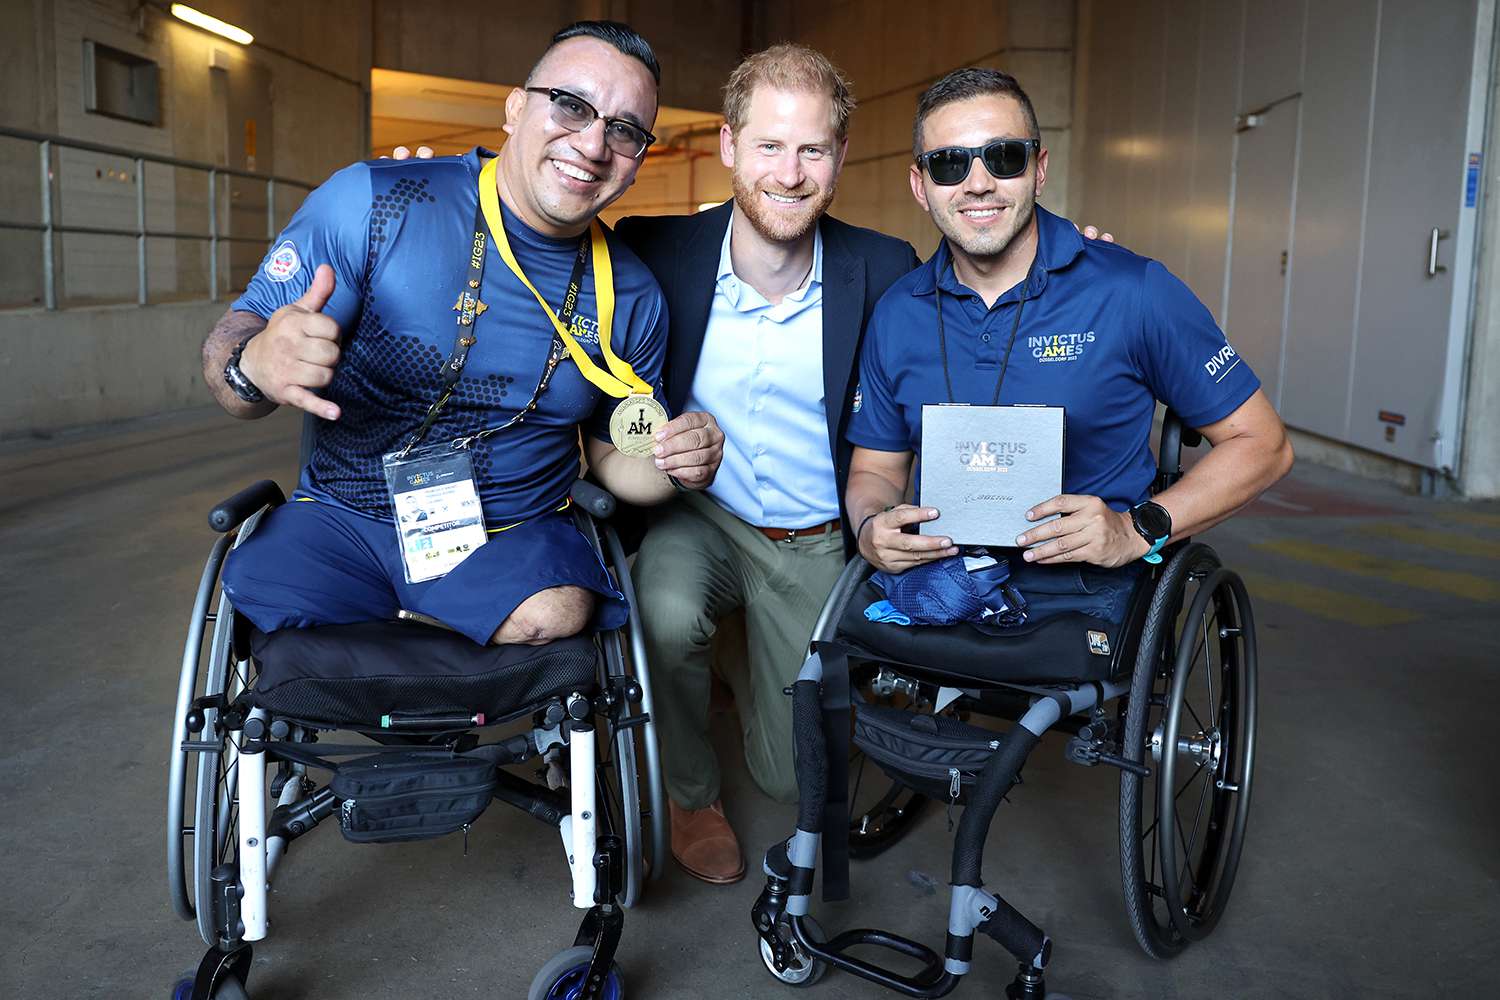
top-left (524, 87), bottom-right (656, 160)
top-left (917, 138), bottom-right (1040, 185)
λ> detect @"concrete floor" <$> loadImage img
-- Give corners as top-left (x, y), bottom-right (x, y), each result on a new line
top-left (2, 406), bottom-right (1498, 1000)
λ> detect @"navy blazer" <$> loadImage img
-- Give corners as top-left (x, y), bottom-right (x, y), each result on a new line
top-left (615, 201), bottom-right (919, 551)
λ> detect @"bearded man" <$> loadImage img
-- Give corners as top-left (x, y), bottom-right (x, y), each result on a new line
top-left (612, 45), bottom-right (918, 885)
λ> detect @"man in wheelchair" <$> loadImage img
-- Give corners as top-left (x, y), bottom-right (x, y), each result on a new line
top-left (750, 68), bottom-right (1292, 999)
top-left (171, 21), bottom-right (724, 1000)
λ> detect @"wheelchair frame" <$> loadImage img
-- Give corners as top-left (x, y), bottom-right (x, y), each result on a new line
top-left (750, 413), bottom-right (1260, 998)
top-left (166, 477), bottom-right (666, 1000)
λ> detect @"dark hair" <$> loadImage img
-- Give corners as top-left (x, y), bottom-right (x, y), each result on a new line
top-left (912, 67), bottom-right (1039, 160)
top-left (530, 20), bottom-right (661, 85)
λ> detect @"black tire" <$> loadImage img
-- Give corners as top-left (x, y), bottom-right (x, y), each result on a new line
top-left (527, 945), bottom-right (625, 1000)
top-left (596, 626), bottom-right (648, 908)
top-left (758, 915), bottom-right (828, 988)
top-left (592, 519), bottom-right (667, 907)
top-left (1119, 544), bottom-right (1257, 958)
top-left (171, 968), bottom-right (250, 1000)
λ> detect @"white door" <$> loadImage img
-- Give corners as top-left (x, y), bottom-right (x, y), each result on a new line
top-left (1347, 0), bottom-right (1489, 471)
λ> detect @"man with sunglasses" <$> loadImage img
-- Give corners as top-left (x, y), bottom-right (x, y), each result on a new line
top-left (199, 21), bottom-right (723, 649)
top-left (848, 68), bottom-right (1292, 613)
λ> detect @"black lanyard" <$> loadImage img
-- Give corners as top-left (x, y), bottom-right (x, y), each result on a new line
top-left (399, 195), bottom-right (588, 456)
top-left (935, 253), bottom-right (1035, 405)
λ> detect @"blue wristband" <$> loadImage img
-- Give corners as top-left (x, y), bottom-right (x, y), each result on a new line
top-left (1142, 535), bottom-right (1169, 565)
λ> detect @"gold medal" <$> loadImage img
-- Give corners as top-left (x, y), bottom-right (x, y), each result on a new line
top-left (610, 393), bottom-right (669, 457)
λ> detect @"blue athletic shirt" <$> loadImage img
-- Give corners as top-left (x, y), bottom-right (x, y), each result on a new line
top-left (233, 147), bottom-right (668, 525)
top-left (848, 205), bottom-right (1260, 512)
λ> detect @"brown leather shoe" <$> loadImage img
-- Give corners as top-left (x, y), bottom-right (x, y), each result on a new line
top-left (669, 799), bottom-right (745, 884)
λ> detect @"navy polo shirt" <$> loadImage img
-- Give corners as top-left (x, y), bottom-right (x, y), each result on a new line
top-left (233, 147), bottom-right (667, 525)
top-left (848, 205), bottom-right (1260, 511)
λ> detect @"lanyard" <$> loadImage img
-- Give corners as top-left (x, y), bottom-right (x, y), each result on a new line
top-left (477, 155), bottom-right (651, 398)
top-left (936, 251), bottom-right (1036, 405)
top-left (398, 157), bottom-right (623, 457)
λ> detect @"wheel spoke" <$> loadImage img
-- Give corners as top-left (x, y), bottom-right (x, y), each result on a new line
top-left (1183, 697), bottom-right (1206, 736)
top-left (1174, 760), bottom-right (1206, 803)
top-left (1201, 609), bottom-right (1217, 709)
top-left (1184, 763), bottom-right (1213, 862)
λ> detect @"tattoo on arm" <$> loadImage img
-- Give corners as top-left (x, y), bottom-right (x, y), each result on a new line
top-left (203, 309), bottom-right (273, 418)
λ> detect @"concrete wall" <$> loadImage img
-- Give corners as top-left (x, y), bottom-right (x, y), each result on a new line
top-left (757, 0), bottom-right (1076, 256)
top-left (0, 301), bottom-right (226, 437)
top-left (0, 0), bottom-right (371, 438)
top-left (1071, 0), bottom-right (1500, 497)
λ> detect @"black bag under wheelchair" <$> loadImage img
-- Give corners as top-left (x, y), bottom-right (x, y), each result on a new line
top-left (750, 412), bottom-right (1259, 998)
top-left (166, 428), bottom-right (667, 1000)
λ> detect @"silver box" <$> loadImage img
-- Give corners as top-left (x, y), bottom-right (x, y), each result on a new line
top-left (919, 404), bottom-right (1065, 546)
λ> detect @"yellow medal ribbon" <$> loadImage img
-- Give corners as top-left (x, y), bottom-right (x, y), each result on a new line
top-left (477, 155), bottom-right (652, 398)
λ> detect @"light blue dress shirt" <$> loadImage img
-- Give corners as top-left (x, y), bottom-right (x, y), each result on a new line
top-left (684, 215), bottom-right (841, 530)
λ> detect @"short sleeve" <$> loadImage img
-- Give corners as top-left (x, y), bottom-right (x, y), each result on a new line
top-left (846, 307), bottom-right (911, 452)
top-left (587, 291), bottom-right (669, 443)
top-left (230, 161), bottom-right (371, 333)
top-left (1135, 260), bottom-right (1261, 428)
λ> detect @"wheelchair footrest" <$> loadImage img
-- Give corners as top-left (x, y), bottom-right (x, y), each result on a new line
top-left (824, 926), bottom-right (945, 979)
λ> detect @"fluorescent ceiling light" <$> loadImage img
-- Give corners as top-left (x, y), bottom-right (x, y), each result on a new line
top-left (170, 4), bottom-right (253, 45)
top-left (696, 202), bottom-right (721, 213)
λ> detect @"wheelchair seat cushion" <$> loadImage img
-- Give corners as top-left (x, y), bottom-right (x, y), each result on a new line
top-left (244, 620), bottom-right (598, 727)
top-left (837, 581), bottom-right (1123, 685)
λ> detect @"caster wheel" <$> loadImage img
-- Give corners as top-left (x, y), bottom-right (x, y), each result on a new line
top-left (758, 915), bottom-right (828, 988)
top-left (170, 968), bottom-right (250, 1000)
top-left (528, 945), bottom-right (625, 1000)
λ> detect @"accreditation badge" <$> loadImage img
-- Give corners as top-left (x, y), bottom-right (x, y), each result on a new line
top-left (382, 445), bottom-right (488, 584)
top-left (609, 392), bottom-right (669, 458)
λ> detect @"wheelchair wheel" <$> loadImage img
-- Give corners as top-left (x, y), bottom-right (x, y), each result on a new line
top-left (527, 945), bottom-right (625, 1000)
top-left (758, 915), bottom-right (828, 988)
top-left (170, 967), bottom-right (250, 1000)
top-left (1119, 543), bottom-right (1257, 958)
top-left (592, 519), bottom-right (668, 907)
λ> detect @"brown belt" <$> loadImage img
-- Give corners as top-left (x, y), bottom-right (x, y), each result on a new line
top-left (756, 517), bottom-right (843, 543)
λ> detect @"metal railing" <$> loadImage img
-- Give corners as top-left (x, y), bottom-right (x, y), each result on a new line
top-left (0, 125), bottom-right (315, 309)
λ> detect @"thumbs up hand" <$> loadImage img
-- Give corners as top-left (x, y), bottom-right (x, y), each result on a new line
top-left (239, 264), bottom-right (344, 420)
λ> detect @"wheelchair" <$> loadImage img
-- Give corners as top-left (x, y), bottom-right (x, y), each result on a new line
top-left (751, 412), bottom-right (1258, 998)
top-left (166, 435), bottom-right (666, 1000)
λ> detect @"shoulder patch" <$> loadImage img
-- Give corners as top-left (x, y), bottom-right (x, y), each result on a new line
top-left (265, 240), bottom-right (301, 283)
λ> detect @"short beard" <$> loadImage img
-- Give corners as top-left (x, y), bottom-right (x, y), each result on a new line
top-left (731, 171), bottom-right (836, 244)
top-left (937, 189), bottom-right (1036, 261)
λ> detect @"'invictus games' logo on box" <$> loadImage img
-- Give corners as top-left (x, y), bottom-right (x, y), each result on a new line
top-left (1029, 331), bottom-right (1095, 363)
top-left (265, 240), bottom-right (301, 282)
top-left (957, 440), bottom-right (1026, 473)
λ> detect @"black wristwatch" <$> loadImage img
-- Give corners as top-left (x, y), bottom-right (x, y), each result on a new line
top-left (223, 337), bottom-right (265, 404)
top-left (1129, 500), bottom-right (1172, 565)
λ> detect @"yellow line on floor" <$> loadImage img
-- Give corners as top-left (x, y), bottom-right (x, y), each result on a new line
top-left (1254, 540), bottom-right (1500, 602)
top-left (1236, 571), bottom-right (1419, 627)
top-left (1357, 523), bottom-right (1500, 560)
top-left (1438, 511), bottom-right (1500, 530)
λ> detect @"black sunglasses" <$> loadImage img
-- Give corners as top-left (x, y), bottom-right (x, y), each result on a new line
top-left (525, 87), bottom-right (657, 160)
top-left (917, 138), bottom-right (1040, 185)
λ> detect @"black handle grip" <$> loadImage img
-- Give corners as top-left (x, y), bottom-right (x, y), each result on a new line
top-left (570, 479), bottom-right (617, 520)
top-left (208, 479), bottom-right (286, 533)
